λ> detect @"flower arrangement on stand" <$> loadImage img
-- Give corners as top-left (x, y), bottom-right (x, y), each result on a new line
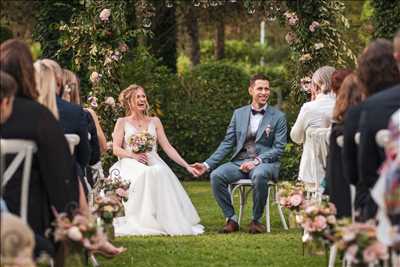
top-left (52, 211), bottom-right (106, 267)
top-left (93, 174), bottom-right (130, 217)
top-left (277, 181), bottom-right (305, 228)
top-left (92, 193), bottom-right (123, 241)
top-left (334, 222), bottom-right (389, 267)
top-left (296, 198), bottom-right (338, 256)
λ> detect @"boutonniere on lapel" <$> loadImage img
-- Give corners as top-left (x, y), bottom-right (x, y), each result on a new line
top-left (265, 124), bottom-right (272, 137)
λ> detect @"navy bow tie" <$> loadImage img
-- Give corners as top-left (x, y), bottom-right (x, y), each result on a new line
top-left (251, 109), bottom-right (265, 115)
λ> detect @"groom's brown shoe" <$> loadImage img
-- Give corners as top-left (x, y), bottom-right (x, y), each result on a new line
top-left (249, 220), bottom-right (266, 234)
top-left (219, 219), bottom-right (239, 233)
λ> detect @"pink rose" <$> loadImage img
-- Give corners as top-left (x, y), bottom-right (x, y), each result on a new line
top-left (289, 193), bottom-right (303, 207)
top-left (303, 218), bottom-right (315, 232)
top-left (309, 21), bottom-right (320, 32)
top-left (313, 215), bottom-right (327, 231)
top-left (116, 188), bottom-right (128, 198)
top-left (90, 72), bottom-right (101, 83)
top-left (67, 226), bottom-right (82, 241)
top-left (104, 96), bottom-right (116, 107)
top-left (99, 9), bottom-right (111, 22)
top-left (119, 42), bottom-right (128, 53)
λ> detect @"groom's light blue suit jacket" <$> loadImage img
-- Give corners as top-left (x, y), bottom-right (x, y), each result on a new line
top-left (205, 104), bottom-right (287, 179)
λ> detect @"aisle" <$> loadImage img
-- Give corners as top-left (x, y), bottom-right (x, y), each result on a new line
top-left (99, 181), bottom-right (326, 267)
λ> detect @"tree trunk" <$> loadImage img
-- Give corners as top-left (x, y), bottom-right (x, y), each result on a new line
top-left (185, 5), bottom-right (200, 66)
top-left (214, 15), bottom-right (225, 60)
top-left (148, 0), bottom-right (177, 72)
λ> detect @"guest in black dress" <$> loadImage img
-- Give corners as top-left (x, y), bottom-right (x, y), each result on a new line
top-left (326, 74), bottom-right (363, 218)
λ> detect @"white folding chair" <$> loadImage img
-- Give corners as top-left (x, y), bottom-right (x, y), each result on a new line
top-left (0, 139), bottom-right (37, 223)
top-left (64, 134), bottom-right (80, 154)
top-left (229, 179), bottom-right (288, 232)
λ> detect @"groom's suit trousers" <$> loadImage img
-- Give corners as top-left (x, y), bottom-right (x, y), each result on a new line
top-left (210, 160), bottom-right (275, 221)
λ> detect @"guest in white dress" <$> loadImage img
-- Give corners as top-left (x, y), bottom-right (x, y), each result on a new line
top-left (290, 66), bottom-right (336, 186)
top-left (110, 84), bottom-right (204, 236)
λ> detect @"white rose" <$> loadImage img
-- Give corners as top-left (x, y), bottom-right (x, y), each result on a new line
top-left (67, 226), bottom-right (83, 241)
top-left (99, 9), bottom-right (111, 22)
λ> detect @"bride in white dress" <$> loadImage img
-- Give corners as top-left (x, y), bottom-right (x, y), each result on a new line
top-left (110, 84), bottom-right (204, 236)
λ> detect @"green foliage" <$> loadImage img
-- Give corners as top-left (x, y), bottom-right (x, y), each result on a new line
top-left (33, 0), bottom-right (80, 66)
top-left (279, 143), bottom-right (301, 181)
top-left (162, 62), bottom-right (250, 177)
top-left (371, 0), bottom-right (400, 39)
top-left (200, 40), bottom-right (289, 66)
top-left (0, 25), bottom-right (13, 43)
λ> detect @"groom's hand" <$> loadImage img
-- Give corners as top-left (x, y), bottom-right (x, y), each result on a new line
top-left (190, 163), bottom-right (207, 177)
top-left (239, 161), bottom-right (256, 173)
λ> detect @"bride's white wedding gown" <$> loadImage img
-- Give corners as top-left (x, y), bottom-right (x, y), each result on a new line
top-left (110, 119), bottom-right (204, 236)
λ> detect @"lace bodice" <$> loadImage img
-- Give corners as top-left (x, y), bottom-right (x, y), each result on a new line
top-left (123, 118), bottom-right (157, 152)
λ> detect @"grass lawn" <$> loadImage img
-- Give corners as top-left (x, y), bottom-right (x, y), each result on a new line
top-left (98, 181), bottom-right (329, 267)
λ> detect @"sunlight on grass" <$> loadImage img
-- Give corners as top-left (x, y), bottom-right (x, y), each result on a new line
top-left (98, 181), bottom-right (327, 267)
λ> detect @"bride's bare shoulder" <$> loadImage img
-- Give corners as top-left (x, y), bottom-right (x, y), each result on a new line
top-left (116, 117), bottom-right (129, 125)
top-left (150, 116), bottom-right (162, 124)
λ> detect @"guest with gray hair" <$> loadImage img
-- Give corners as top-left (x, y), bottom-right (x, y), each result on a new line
top-left (290, 65), bottom-right (336, 187)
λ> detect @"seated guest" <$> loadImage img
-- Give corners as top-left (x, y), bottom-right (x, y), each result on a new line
top-left (0, 39), bottom-right (79, 256)
top-left (1, 213), bottom-right (36, 267)
top-left (290, 66), bottom-right (336, 189)
top-left (330, 69), bottom-right (352, 97)
top-left (61, 69), bottom-right (102, 185)
top-left (40, 59), bottom-right (90, 187)
top-left (62, 69), bottom-right (108, 153)
top-left (357, 38), bottom-right (400, 220)
top-left (326, 74), bottom-right (363, 218)
top-left (34, 60), bottom-right (89, 213)
top-left (344, 39), bottom-right (400, 221)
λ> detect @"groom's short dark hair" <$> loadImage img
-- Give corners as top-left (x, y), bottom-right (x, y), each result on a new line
top-left (249, 74), bottom-right (269, 87)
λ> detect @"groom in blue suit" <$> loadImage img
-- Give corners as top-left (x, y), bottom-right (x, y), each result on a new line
top-left (193, 74), bottom-right (287, 233)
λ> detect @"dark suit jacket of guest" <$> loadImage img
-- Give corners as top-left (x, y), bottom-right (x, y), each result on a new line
top-left (342, 103), bottom-right (373, 219)
top-left (326, 122), bottom-right (351, 218)
top-left (56, 97), bottom-right (90, 177)
top-left (359, 84), bottom-right (400, 189)
top-left (0, 97), bottom-right (79, 235)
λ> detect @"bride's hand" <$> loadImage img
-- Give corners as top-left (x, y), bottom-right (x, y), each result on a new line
top-left (131, 153), bottom-right (148, 165)
top-left (186, 166), bottom-right (200, 177)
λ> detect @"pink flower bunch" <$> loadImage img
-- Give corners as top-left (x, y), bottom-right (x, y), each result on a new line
top-left (104, 96), bottom-right (116, 108)
top-left (89, 71), bottom-right (101, 84)
top-left (277, 181), bottom-right (305, 211)
top-left (93, 193), bottom-right (123, 223)
top-left (335, 223), bottom-right (389, 265)
top-left (53, 212), bottom-right (106, 250)
top-left (309, 21), bottom-right (320, 32)
top-left (128, 131), bottom-right (156, 153)
top-left (284, 11), bottom-right (299, 26)
top-left (95, 176), bottom-right (130, 196)
top-left (298, 199), bottom-right (338, 245)
top-left (118, 42), bottom-right (128, 53)
top-left (99, 9), bottom-right (111, 22)
top-left (88, 95), bottom-right (98, 108)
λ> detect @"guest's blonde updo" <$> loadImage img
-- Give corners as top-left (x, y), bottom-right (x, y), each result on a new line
top-left (118, 84), bottom-right (149, 115)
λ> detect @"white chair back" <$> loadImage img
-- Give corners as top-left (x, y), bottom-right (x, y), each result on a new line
top-left (354, 132), bottom-right (360, 145)
top-left (0, 139), bottom-right (37, 222)
top-left (336, 135), bottom-right (344, 148)
top-left (375, 129), bottom-right (390, 148)
top-left (64, 134), bottom-right (80, 154)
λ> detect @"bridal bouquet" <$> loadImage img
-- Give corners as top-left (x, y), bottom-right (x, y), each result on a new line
top-left (335, 222), bottom-right (389, 266)
top-left (297, 198), bottom-right (338, 245)
top-left (127, 131), bottom-right (156, 153)
top-left (277, 181), bottom-right (305, 212)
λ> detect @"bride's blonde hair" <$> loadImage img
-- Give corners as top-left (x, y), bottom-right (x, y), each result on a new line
top-left (118, 84), bottom-right (150, 116)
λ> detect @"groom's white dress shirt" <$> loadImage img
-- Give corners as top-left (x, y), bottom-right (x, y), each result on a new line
top-left (290, 93), bottom-right (335, 183)
top-left (204, 104), bottom-right (268, 170)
